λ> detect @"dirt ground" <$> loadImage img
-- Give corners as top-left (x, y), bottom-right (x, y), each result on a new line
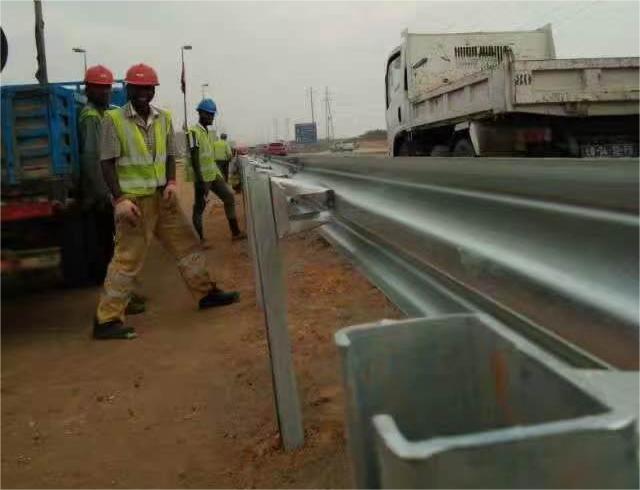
top-left (1, 176), bottom-right (401, 489)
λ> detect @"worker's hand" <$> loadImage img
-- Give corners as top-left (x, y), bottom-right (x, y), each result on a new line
top-left (163, 181), bottom-right (177, 202)
top-left (115, 198), bottom-right (141, 226)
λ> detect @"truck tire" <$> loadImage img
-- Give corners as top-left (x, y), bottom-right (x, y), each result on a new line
top-left (452, 137), bottom-right (476, 157)
top-left (430, 145), bottom-right (450, 157)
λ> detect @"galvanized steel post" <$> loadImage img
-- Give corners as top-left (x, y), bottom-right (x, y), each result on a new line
top-left (242, 160), bottom-right (304, 451)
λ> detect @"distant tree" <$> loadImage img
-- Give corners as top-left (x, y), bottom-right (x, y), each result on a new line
top-left (358, 129), bottom-right (387, 140)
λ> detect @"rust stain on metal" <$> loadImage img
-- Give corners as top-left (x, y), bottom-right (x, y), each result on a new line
top-left (490, 350), bottom-right (515, 425)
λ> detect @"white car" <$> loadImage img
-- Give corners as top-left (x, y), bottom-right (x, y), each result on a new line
top-left (332, 141), bottom-right (357, 152)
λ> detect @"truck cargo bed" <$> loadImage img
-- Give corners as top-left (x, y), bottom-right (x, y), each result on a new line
top-left (412, 56), bottom-right (640, 126)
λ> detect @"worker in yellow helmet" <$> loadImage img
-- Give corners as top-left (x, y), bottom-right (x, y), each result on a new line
top-left (93, 63), bottom-right (239, 340)
top-left (187, 99), bottom-right (246, 244)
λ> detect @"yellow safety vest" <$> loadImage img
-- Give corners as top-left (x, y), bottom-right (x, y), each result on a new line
top-left (212, 139), bottom-right (232, 161)
top-left (186, 125), bottom-right (222, 183)
top-left (107, 107), bottom-right (170, 197)
top-left (79, 104), bottom-right (103, 124)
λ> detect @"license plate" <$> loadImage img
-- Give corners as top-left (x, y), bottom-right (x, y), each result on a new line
top-left (581, 143), bottom-right (637, 158)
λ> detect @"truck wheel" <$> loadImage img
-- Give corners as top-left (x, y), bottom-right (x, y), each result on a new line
top-left (430, 145), bottom-right (450, 157)
top-left (453, 137), bottom-right (476, 157)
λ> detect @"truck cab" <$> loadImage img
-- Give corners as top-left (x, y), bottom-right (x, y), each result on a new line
top-left (385, 46), bottom-right (408, 155)
top-left (385, 25), bottom-right (639, 158)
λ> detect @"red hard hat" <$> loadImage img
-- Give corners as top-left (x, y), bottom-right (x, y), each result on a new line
top-left (125, 63), bottom-right (159, 86)
top-left (84, 65), bottom-right (114, 85)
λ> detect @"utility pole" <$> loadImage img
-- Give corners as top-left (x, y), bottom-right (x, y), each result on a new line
top-left (324, 86), bottom-right (334, 142)
top-left (33, 0), bottom-right (48, 84)
top-left (324, 86), bottom-right (328, 141)
top-left (309, 87), bottom-right (315, 123)
top-left (284, 117), bottom-right (290, 142)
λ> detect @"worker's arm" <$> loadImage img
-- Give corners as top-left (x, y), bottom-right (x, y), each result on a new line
top-left (99, 113), bottom-right (124, 199)
top-left (226, 142), bottom-right (233, 160)
top-left (100, 158), bottom-right (122, 199)
top-left (79, 114), bottom-right (111, 208)
top-left (102, 156), bottom-right (139, 225)
top-left (165, 117), bottom-right (177, 183)
top-left (187, 131), bottom-right (205, 183)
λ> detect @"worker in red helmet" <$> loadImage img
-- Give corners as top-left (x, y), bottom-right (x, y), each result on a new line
top-left (93, 63), bottom-right (239, 340)
top-left (79, 65), bottom-right (146, 313)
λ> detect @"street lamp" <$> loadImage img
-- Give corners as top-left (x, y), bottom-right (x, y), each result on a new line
top-left (180, 44), bottom-right (192, 134)
top-left (72, 47), bottom-right (87, 77)
top-left (180, 45), bottom-right (193, 157)
top-left (201, 82), bottom-right (209, 99)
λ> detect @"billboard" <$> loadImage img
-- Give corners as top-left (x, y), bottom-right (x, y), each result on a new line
top-left (295, 122), bottom-right (318, 144)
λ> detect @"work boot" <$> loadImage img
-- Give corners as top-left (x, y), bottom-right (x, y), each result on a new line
top-left (199, 286), bottom-right (240, 309)
top-left (93, 319), bottom-right (137, 340)
top-left (125, 293), bottom-right (146, 315)
top-left (228, 218), bottom-right (247, 241)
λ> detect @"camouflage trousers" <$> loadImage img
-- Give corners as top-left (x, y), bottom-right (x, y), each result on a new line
top-left (96, 190), bottom-right (213, 323)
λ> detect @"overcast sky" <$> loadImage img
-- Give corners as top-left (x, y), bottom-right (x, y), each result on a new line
top-left (2, 0), bottom-right (638, 144)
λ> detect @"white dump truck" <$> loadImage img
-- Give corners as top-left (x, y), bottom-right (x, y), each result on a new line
top-left (386, 24), bottom-right (639, 157)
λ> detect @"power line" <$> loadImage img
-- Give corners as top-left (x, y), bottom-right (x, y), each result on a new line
top-left (552, 0), bottom-right (603, 28)
top-left (513, 1), bottom-right (579, 30)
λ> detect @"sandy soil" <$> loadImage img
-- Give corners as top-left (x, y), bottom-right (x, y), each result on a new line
top-left (1, 176), bottom-right (401, 488)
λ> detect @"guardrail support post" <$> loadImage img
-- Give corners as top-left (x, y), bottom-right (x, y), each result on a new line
top-left (241, 159), bottom-right (304, 451)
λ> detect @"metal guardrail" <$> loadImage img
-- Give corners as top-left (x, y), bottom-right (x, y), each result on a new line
top-left (268, 155), bottom-right (639, 370)
top-left (240, 154), bottom-right (639, 486)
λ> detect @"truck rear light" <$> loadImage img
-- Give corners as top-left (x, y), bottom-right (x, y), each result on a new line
top-left (0, 201), bottom-right (54, 223)
top-left (520, 128), bottom-right (552, 144)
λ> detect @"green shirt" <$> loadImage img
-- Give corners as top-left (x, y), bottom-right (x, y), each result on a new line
top-left (78, 103), bottom-right (111, 209)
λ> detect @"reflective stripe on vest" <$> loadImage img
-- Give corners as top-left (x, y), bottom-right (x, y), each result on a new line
top-left (187, 125), bottom-right (222, 182)
top-left (107, 108), bottom-right (169, 196)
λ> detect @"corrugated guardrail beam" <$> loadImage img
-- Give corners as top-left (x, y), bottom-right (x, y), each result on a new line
top-left (271, 155), bottom-right (639, 369)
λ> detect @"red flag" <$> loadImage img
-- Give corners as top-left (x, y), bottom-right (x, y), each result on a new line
top-left (180, 59), bottom-right (186, 94)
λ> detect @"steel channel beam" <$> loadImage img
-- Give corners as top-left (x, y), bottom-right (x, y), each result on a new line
top-left (242, 161), bottom-right (304, 450)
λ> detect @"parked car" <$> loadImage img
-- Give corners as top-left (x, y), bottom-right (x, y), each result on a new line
top-left (267, 142), bottom-right (288, 156)
top-left (332, 141), bottom-right (357, 152)
top-left (233, 144), bottom-right (249, 156)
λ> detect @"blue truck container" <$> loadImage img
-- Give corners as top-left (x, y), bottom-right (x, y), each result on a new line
top-left (1, 80), bottom-right (126, 287)
top-left (1, 83), bottom-right (80, 197)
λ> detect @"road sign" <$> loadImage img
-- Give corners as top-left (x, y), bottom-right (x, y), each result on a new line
top-left (295, 122), bottom-right (317, 144)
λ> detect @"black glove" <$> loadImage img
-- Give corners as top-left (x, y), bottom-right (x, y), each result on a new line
top-left (195, 181), bottom-right (207, 194)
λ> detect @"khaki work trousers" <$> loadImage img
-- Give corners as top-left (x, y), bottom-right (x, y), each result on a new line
top-left (96, 190), bottom-right (213, 323)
